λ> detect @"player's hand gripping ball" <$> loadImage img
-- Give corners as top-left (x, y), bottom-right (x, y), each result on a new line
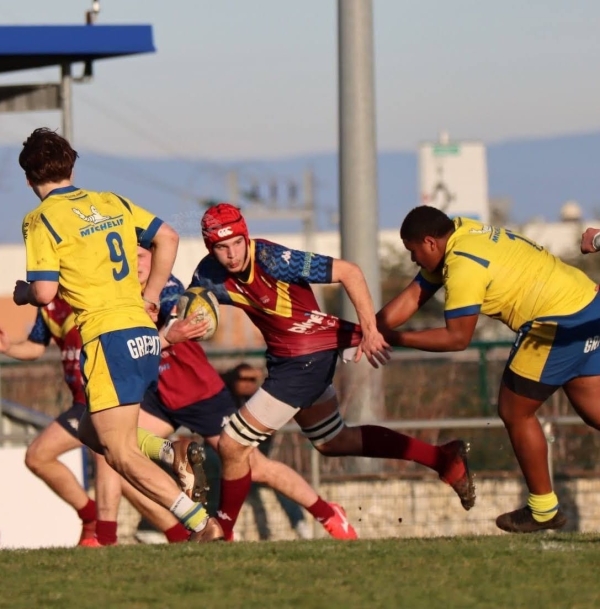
top-left (176, 287), bottom-right (220, 341)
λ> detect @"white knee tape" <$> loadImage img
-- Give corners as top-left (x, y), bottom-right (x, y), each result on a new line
top-left (224, 411), bottom-right (271, 447)
top-left (245, 388), bottom-right (300, 431)
top-left (301, 410), bottom-right (344, 447)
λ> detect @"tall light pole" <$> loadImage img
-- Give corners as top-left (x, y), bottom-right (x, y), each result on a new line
top-left (60, 63), bottom-right (73, 142)
top-left (338, 0), bottom-right (384, 423)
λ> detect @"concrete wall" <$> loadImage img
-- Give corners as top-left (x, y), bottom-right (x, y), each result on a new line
top-left (117, 476), bottom-right (600, 544)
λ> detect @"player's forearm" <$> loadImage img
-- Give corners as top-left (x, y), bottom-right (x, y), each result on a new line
top-left (390, 327), bottom-right (469, 352)
top-left (144, 225), bottom-right (180, 302)
top-left (376, 285), bottom-right (423, 332)
top-left (3, 340), bottom-right (46, 360)
top-left (335, 261), bottom-right (378, 331)
top-left (18, 281), bottom-right (57, 307)
top-left (158, 316), bottom-right (177, 350)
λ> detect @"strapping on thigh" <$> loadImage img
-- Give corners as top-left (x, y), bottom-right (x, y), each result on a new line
top-left (301, 410), bottom-right (344, 446)
top-left (224, 410), bottom-right (272, 448)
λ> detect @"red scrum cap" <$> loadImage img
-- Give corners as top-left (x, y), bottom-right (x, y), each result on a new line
top-left (201, 203), bottom-right (249, 251)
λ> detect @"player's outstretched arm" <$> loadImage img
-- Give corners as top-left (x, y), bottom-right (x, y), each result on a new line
top-left (580, 227), bottom-right (600, 254)
top-left (393, 314), bottom-right (478, 353)
top-left (331, 259), bottom-right (391, 368)
top-left (143, 223), bottom-right (180, 321)
top-left (0, 328), bottom-right (46, 360)
top-left (376, 280), bottom-right (435, 345)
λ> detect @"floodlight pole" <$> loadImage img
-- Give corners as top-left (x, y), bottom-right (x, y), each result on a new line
top-left (60, 63), bottom-right (73, 142)
top-left (338, 0), bottom-right (384, 422)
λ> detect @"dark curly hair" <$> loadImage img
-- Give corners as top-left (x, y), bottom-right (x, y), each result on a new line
top-left (19, 128), bottom-right (79, 185)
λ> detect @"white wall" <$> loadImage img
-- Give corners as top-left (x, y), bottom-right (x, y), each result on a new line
top-left (0, 447), bottom-right (84, 548)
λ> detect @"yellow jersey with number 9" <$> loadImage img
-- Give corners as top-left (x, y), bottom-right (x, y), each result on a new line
top-left (22, 186), bottom-right (162, 344)
top-left (418, 217), bottom-right (598, 332)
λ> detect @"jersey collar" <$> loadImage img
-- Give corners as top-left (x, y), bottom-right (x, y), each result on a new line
top-left (43, 185), bottom-right (80, 200)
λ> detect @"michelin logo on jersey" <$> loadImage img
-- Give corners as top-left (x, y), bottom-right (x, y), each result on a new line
top-left (72, 206), bottom-right (124, 237)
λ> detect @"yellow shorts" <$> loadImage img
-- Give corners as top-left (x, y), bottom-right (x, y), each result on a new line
top-left (81, 327), bottom-right (161, 412)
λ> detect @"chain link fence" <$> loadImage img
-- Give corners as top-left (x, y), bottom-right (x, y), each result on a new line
top-left (2, 343), bottom-right (600, 541)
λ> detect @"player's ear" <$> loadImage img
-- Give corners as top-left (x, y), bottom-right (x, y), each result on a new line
top-left (423, 235), bottom-right (436, 251)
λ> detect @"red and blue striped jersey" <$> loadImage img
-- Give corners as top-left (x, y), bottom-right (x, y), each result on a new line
top-left (190, 239), bottom-right (362, 357)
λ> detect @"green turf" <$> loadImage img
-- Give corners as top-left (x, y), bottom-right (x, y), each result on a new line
top-left (1, 535), bottom-right (598, 608)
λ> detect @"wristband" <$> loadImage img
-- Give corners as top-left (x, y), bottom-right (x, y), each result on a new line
top-left (593, 232), bottom-right (600, 252)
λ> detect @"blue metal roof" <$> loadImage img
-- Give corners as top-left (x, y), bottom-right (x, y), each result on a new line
top-left (0, 25), bottom-right (155, 73)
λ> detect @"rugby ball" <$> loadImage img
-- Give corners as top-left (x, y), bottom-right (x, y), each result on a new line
top-left (176, 287), bottom-right (220, 341)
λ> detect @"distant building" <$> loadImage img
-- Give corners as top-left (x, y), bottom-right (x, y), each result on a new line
top-left (419, 131), bottom-right (490, 224)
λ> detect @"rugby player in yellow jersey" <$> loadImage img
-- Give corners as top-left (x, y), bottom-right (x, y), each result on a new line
top-left (377, 205), bottom-right (600, 533)
top-left (14, 128), bottom-right (222, 541)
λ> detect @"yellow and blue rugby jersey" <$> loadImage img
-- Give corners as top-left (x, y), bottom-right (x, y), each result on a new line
top-left (418, 218), bottom-right (597, 332)
top-left (22, 186), bottom-right (163, 344)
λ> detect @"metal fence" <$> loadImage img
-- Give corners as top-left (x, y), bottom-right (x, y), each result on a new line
top-left (2, 343), bottom-right (600, 541)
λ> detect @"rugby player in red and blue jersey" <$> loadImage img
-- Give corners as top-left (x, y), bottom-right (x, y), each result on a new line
top-left (190, 203), bottom-right (476, 540)
top-left (132, 245), bottom-right (362, 540)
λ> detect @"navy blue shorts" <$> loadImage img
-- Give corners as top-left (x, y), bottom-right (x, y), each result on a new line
top-left (140, 387), bottom-right (237, 438)
top-left (262, 348), bottom-right (339, 409)
top-left (55, 402), bottom-right (87, 439)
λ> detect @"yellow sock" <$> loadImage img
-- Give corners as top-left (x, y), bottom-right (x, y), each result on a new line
top-left (528, 492), bottom-right (559, 522)
top-left (137, 428), bottom-right (169, 462)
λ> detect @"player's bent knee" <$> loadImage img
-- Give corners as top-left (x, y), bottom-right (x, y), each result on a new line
top-left (223, 411), bottom-right (273, 448)
top-left (24, 447), bottom-right (44, 473)
top-left (301, 410), bottom-right (345, 452)
top-left (101, 449), bottom-right (120, 472)
top-left (497, 404), bottom-right (509, 423)
top-left (497, 400), bottom-right (521, 425)
top-left (246, 452), bottom-right (272, 484)
top-left (102, 444), bottom-right (136, 474)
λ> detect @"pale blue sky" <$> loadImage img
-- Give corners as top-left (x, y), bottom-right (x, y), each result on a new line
top-left (1, 1), bottom-right (599, 159)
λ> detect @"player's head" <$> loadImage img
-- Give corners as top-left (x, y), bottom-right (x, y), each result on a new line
top-left (223, 362), bottom-right (262, 402)
top-left (19, 128), bottom-right (78, 187)
top-left (201, 203), bottom-right (250, 273)
top-left (400, 205), bottom-right (455, 273)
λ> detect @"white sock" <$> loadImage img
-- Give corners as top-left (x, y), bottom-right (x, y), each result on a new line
top-left (169, 492), bottom-right (208, 532)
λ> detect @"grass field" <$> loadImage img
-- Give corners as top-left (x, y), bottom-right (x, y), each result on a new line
top-left (1, 534), bottom-right (599, 608)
